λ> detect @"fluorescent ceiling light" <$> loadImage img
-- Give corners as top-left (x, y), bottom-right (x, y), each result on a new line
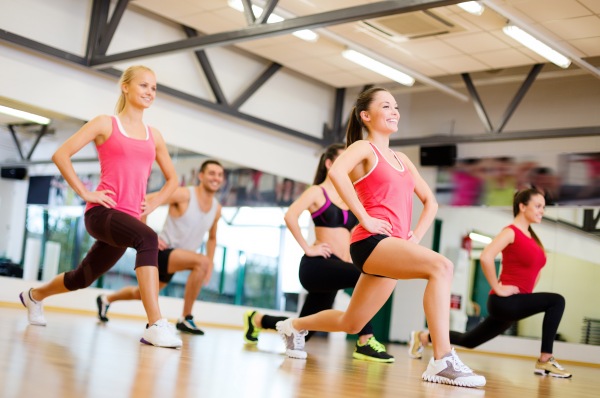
top-left (342, 49), bottom-right (415, 86)
top-left (227, 0), bottom-right (319, 42)
top-left (503, 25), bottom-right (571, 68)
top-left (469, 232), bottom-right (492, 244)
top-left (0, 105), bottom-right (50, 125)
top-left (457, 2), bottom-right (484, 16)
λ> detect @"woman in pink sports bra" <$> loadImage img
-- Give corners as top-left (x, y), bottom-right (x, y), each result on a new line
top-left (275, 88), bottom-right (486, 388)
top-left (19, 65), bottom-right (182, 348)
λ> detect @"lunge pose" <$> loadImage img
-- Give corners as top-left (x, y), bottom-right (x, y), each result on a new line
top-left (409, 188), bottom-right (571, 378)
top-left (275, 87), bottom-right (485, 387)
top-left (19, 65), bottom-right (181, 348)
top-left (244, 144), bottom-right (393, 363)
top-left (97, 160), bottom-right (224, 335)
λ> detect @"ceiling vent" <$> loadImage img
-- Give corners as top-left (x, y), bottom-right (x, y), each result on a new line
top-left (360, 10), bottom-right (465, 42)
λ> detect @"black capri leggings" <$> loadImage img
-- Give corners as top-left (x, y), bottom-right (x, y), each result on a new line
top-left (261, 254), bottom-right (374, 340)
top-left (449, 293), bottom-right (565, 354)
top-left (63, 206), bottom-right (159, 291)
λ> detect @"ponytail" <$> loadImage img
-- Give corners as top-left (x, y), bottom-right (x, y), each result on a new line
top-left (345, 87), bottom-right (388, 147)
top-left (313, 143), bottom-right (345, 185)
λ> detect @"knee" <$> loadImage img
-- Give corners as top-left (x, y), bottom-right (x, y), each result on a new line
top-left (343, 319), bottom-right (368, 335)
top-left (431, 257), bottom-right (453, 280)
top-left (137, 228), bottom-right (158, 250)
top-left (192, 255), bottom-right (211, 272)
top-left (64, 270), bottom-right (94, 291)
top-left (554, 294), bottom-right (566, 309)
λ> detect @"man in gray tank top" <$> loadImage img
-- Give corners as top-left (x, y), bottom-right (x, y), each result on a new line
top-left (96, 160), bottom-right (224, 335)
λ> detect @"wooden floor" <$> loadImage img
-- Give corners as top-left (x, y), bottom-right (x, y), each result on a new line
top-left (1, 306), bottom-right (598, 398)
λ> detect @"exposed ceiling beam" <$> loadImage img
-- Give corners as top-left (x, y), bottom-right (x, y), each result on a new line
top-left (89, 0), bottom-right (463, 67)
top-left (390, 126), bottom-right (600, 146)
top-left (481, 0), bottom-right (600, 80)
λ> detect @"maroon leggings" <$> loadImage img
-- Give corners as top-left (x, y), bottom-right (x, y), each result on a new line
top-left (63, 206), bottom-right (158, 291)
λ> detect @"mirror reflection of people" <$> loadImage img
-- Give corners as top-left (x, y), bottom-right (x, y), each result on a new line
top-left (409, 188), bottom-right (571, 378)
top-left (19, 65), bottom-right (182, 348)
top-left (274, 87), bottom-right (485, 388)
top-left (98, 160), bottom-right (224, 336)
top-left (243, 143), bottom-right (393, 363)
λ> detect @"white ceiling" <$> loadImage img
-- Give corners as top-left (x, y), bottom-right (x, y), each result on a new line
top-left (129, 0), bottom-right (600, 88)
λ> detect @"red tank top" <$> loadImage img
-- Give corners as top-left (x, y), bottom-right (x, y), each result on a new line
top-left (86, 116), bottom-right (156, 219)
top-left (497, 224), bottom-right (546, 294)
top-left (351, 143), bottom-right (415, 243)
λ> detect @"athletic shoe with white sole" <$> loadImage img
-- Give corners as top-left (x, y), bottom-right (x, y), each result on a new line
top-left (276, 318), bottom-right (308, 359)
top-left (421, 348), bottom-right (486, 388)
top-left (19, 288), bottom-right (47, 326)
top-left (176, 315), bottom-right (204, 335)
top-left (141, 319), bottom-right (182, 348)
top-left (408, 330), bottom-right (424, 359)
top-left (534, 357), bottom-right (572, 378)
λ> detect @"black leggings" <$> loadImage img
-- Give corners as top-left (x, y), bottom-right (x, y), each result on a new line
top-left (63, 207), bottom-right (158, 291)
top-left (262, 254), bottom-right (374, 341)
top-left (448, 293), bottom-right (565, 353)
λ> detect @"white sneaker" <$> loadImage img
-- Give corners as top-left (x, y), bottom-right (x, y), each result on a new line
top-left (19, 289), bottom-right (47, 326)
top-left (421, 348), bottom-right (486, 387)
top-left (276, 318), bottom-right (308, 359)
top-left (141, 319), bottom-right (182, 349)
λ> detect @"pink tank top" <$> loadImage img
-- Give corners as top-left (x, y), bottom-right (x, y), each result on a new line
top-left (351, 143), bottom-right (415, 243)
top-left (86, 116), bottom-right (156, 219)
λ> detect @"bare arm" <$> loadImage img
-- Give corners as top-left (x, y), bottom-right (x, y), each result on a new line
top-left (480, 228), bottom-right (520, 296)
top-left (399, 152), bottom-right (438, 243)
top-left (141, 127), bottom-right (178, 217)
top-left (52, 115), bottom-right (116, 207)
top-left (284, 186), bottom-right (331, 257)
top-left (203, 205), bottom-right (221, 284)
top-left (329, 141), bottom-right (393, 236)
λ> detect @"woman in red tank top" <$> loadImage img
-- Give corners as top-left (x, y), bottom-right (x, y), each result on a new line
top-left (411, 188), bottom-right (571, 378)
top-left (19, 65), bottom-right (182, 348)
top-left (275, 88), bottom-right (485, 388)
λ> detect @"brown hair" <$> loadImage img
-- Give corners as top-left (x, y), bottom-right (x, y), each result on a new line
top-left (513, 188), bottom-right (544, 249)
top-left (200, 159), bottom-right (223, 173)
top-left (313, 143), bottom-right (345, 185)
top-left (345, 87), bottom-right (388, 146)
top-left (115, 65), bottom-right (155, 114)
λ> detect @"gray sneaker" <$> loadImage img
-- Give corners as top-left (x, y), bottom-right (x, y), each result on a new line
top-left (275, 318), bottom-right (308, 359)
top-left (19, 289), bottom-right (47, 326)
top-left (421, 348), bottom-right (486, 387)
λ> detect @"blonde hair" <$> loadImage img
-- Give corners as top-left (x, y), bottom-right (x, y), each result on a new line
top-left (114, 65), bottom-right (155, 114)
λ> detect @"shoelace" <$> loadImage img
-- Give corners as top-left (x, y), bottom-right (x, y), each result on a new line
top-left (293, 330), bottom-right (307, 349)
top-left (547, 357), bottom-right (565, 370)
top-left (367, 337), bottom-right (386, 353)
top-left (450, 351), bottom-right (473, 373)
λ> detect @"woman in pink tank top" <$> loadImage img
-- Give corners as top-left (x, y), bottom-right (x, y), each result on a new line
top-left (275, 88), bottom-right (485, 388)
top-left (19, 65), bottom-right (182, 348)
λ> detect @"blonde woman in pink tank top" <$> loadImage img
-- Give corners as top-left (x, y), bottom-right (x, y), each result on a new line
top-left (275, 88), bottom-right (486, 388)
top-left (19, 65), bottom-right (182, 349)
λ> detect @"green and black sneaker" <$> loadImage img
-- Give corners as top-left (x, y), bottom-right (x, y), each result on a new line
top-left (352, 336), bottom-right (395, 363)
top-left (243, 310), bottom-right (261, 344)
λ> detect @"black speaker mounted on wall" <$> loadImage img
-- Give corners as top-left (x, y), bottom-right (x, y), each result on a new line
top-left (419, 145), bottom-right (457, 167)
top-left (1, 167), bottom-right (27, 180)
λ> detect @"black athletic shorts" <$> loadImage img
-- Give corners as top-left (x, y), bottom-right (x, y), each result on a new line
top-left (158, 248), bottom-right (175, 283)
top-left (350, 234), bottom-right (389, 278)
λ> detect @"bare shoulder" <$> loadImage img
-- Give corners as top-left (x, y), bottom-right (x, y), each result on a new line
top-left (87, 114), bottom-right (113, 131)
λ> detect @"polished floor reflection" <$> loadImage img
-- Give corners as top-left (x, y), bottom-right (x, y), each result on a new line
top-left (0, 305), bottom-right (598, 398)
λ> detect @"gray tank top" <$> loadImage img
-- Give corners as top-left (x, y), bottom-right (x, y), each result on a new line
top-left (159, 187), bottom-right (219, 251)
